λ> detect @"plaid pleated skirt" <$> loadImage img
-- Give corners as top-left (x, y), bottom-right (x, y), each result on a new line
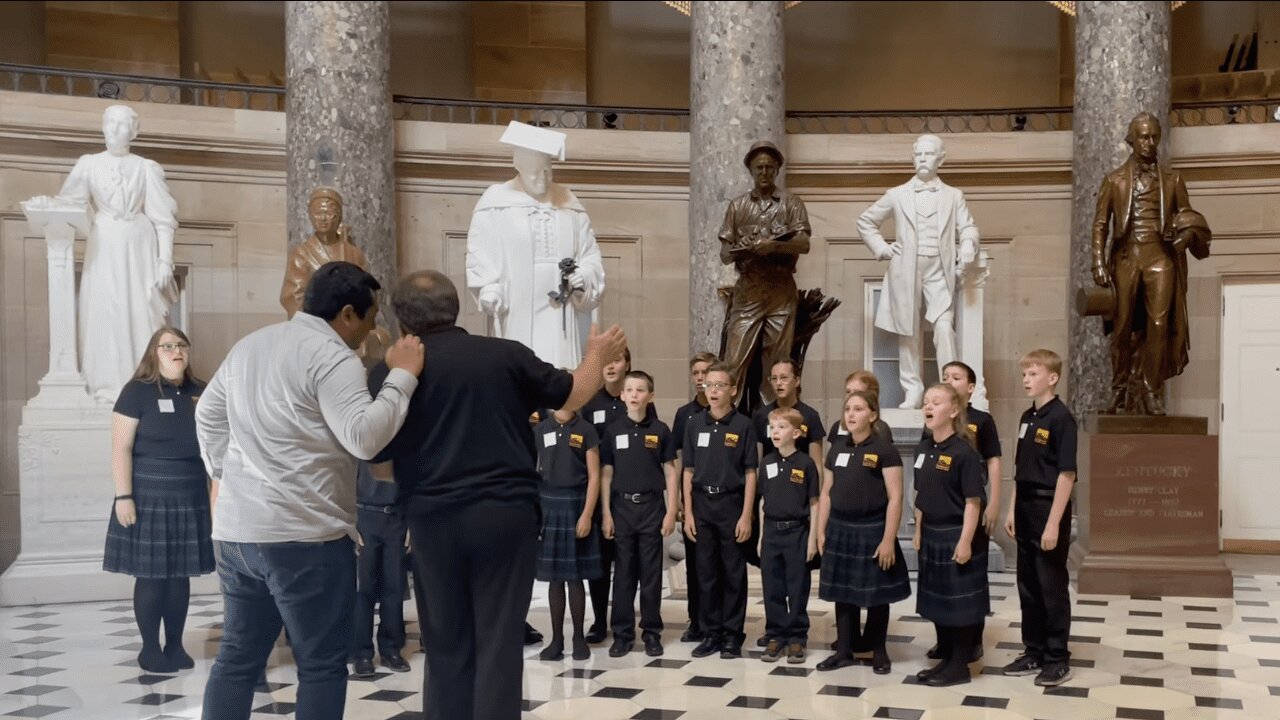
top-left (818, 515), bottom-right (911, 607)
top-left (915, 520), bottom-right (990, 626)
top-left (104, 457), bottom-right (214, 579)
top-left (536, 486), bottom-right (604, 582)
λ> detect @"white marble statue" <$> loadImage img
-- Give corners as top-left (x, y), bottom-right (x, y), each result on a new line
top-left (858, 134), bottom-right (980, 409)
top-left (465, 121), bottom-right (605, 367)
top-left (57, 105), bottom-right (179, 403)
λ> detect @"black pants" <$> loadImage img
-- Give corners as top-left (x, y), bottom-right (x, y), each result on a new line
top-left (353, 509), bottom-right (407, 661)
top-left (589, 504), bottom-right (615, 631)
top-left (683, 527), bottom-right (701, 631)
top-left (1015, 494), bottom-right (1072, 666)
top-left (409, 501), bottom-right (538, 720)
top-left (610, 497), bottom-right (665, 642)
top-left (408, 549), bottom-right (428, 650)
top-left (743, 495), bottom-right (763, 567)
top-left (760, 522), bottom-right (811, 644)
top-left (693, 491), bottom-right (748, 645)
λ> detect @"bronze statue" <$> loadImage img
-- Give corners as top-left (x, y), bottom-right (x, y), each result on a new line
top-left (280, 187), bottom-right (389, 361)
top-left (1083, 113), bottom-right (1211, 416)
top-left (717, 141), bottom-right (812, 408)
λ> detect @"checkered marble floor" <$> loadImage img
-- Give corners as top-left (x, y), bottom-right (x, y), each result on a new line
top-left (3, 557), bottom-right (1280, 719)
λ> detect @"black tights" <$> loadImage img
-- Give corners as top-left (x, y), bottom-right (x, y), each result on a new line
top-left (547, 581), bottom-right (587, 642)
top-left (134, 577), bottom-right (191, 669)
top-left (834, 603), bottom-right (889, 655)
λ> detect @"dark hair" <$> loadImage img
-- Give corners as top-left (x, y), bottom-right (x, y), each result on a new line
top-left (689, 351), bottom-right (717, 368)
top-left (942, 361), bottom-right (977, 385)
top-left (131, 326), bottom-right (196, 387)
top-left (302, 261), bottom-right (380, 321)
top-left (624, 370), bottom-right (654, 393)
top-left (705, 360), bottom-right (736, 386)
top-left (393, 270), bottom-right (460, 335)
top-left (769, 358), bottom-right (800, 377)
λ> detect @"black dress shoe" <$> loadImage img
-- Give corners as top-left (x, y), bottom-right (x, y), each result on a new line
top-left (924, 664), bottom-right (971, 687)
top-left (382, 654), bottom-right (411, 673)
top-left (872, 649), bottom-right (891, 675)
top-left (916, 660), bottom-right (946, 681)
top-left (351, 658), bottom-right (376, 678)
top-left (755, 635), bottom-right (771, 648)
top-left (539, 640), bottom-right (564, 661)
top-left (585, 624), bottom-right (608, 644)
top-left (816, 653), bottom-right (856, 671)
top-left (680, 627), bottom-right (705, 643)
top-left (572, 635), bottom-right (590, 661)
top-left (523, 624), bottom-right (544, 646)
top-left (926, 643), bottom-right (942, 660)
top-left (643, 635), bottom-right (663, 657)
top-left (719, 642), bottom-right (743, 659)
top-left (608, 640), bottom-right (633, 658)
top-left (691, 638), bottom-right (722, 658)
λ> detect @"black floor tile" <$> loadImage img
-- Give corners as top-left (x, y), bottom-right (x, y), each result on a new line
top-left (1129, 610), bottom-right (1162, 617)
top-left (873, 708), bottom-right (924, 720)
top-left (962, 696), bottom-right (1009, 708)
top-left (361, 689), bottom-right (415, 702)
top-left (127, 693), bottom-right (185, 706)
top-left (594, 687), bottom-right (643, 700)
top-left (727, 696), bottom-right (777, 709)
top-left (3, 706), bottom-right (70, 718)
top-left (685, 676), bottom-right (730, 688)
top-left (1116, 708), bottom-right (1163, 720)
top-left (646, 659), bottom-right (689, 669)
top-left (632, 711), bottom-right (685, 720)
top-left (1188, 643), bottom-right (1228, 652)
top-left (768, 666), bottom-right (810, 677)
top-left (817, 685), bottom-right (865, 698)
top-left (5, 685), bottom-right (64, 697)
top-left (1121, 675), bottom-right (1162, 687)
top-left (8, 668), bottom-right (63, 678)
top-left (558, 668), bottom-right (605, 679)
top-left (520, 700), bottom-right (544, 711)
top-left (11, 651), bottom-right (60, 661)
top-left (1186, 622), bottom-right (1222, 630)
top-left (1195, 697), bottom-right (1244, 710)
top-left (250, 701), bottom-right (296, 715)
top-left (1249, 635), bottom-right (1280, 643)
top-left (1123, 651), bottom-right (1164, 660)
top-left (1190, 667), bottom-right (1234, 678)
top-left (1126, 628), bottom-right (1163, 637)
top-left (1044, 686), bottom-right (1090, 698)
top-left (386, 713), bottom-right (424, 720)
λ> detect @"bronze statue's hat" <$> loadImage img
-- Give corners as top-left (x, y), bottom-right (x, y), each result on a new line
top-left (744, 140), bottom-right (784, 167)
top-left (309, 186), bottom-right (343, 204)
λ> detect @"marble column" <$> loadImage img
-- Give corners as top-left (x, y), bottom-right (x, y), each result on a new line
top-left (285, 1), bottom-right (396, 325)
top-left (1068, 1), bottom-right (1171, 416)
top-left (688, 0), bottom-right (785, 357)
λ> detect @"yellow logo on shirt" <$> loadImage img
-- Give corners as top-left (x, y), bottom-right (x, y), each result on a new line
top-left (967, 423), bottom-right (978, 434)
top-left (790, 468), bottom-right (806, 484)
top-left (569, 434), bottom-right (584, 448)
top-left (724, 433), bottom-right (740, 448)
top-left (645, 434), bottom-right (659, 449)
top-left (1035, 428), bottom-right (1050, 445)
top-left (863, 453), bottom-right (879, 468)
top-left (936, 455), bottom-right (952, 471)
top-left (800, 423), bottom-right (809, 434)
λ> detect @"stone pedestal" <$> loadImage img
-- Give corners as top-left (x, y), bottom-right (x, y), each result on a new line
top-left (1075, 415), bottom-right (1232, 598)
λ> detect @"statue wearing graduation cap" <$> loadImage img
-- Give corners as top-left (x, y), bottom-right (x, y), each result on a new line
top-left (465, 121), bottom-right (606, 367)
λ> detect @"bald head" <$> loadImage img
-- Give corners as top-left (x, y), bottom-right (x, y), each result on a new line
top-left (393, 270), bottom-right (460, 335)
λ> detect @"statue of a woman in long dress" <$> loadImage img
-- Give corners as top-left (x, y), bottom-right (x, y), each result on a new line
top-left (58, 105), bottom-right (179, 403)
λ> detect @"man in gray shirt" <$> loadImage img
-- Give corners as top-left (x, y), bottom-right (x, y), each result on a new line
top-left (196, 261), bottom-right (424, 720)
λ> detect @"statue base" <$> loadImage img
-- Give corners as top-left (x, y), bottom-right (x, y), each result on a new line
top-left (1074, 415), bottom-right (1232, 598)
top-left (0, 403), bottom-right (218, 606)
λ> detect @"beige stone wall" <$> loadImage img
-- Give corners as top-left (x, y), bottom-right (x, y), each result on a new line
top-left (2, 92), bottom-right (1279, 570)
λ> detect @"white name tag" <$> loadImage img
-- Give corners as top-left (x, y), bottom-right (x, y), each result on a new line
top-left (593, 410), bottom-right (606, 424)
top-left (1018, 423), bottom-right (1028, 439)
top-left (836, 453), bottom-right (850, 468)
top-left (543, 432), bottom-right (556, 448)
top-left (697, 432), bottom-right (710, 447)
top-left (616, 434), bottom-right (630, 450)
top-left (766, 463), bottom-right (778, 478)
top-left (158, 399), bottom-right (175, 413)
top-left (914, 454), bottom-right (926, 469)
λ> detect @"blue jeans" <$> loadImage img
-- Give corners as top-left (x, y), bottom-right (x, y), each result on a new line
top-left (202, 537), bottom-right (356, 720)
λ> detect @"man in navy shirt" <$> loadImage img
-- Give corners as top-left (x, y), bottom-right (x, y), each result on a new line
top-left (368, 270), bottom-right (625, 720)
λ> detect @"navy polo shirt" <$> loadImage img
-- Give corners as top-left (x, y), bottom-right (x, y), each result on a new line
top-left (759, 450), bottom-right (819, 521)
top-left (114, 377), bottom-right (205, 462)
top-left (369, 326), bottom-right (574, 514)
top-left (826, 432), bottom-right (902, 519)
top-left (681, 407), bottom-right (758, 489)
top-left (601, 414), bottom-right (676, 494)
top-left (356, 461), bottom-right (398, 506)
top-left (828, 417), bottom-right (893, 444)
top-left (912, 433), bottom-right (986, 523)
top-left (534, 413), bottom-right (599, 489)
top-left (1014, 396), bottom-right (1078, 490)
top-left (753, 400), bottom-right (824, 457)
top-left (671, 397), bottom-right (709, 456)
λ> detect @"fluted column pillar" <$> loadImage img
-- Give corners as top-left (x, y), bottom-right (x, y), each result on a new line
top-left (1068, 0), bottom-right (1171, 416)
top-left (286, 0), bottom-right (396, 326)
top-left (688, 0), bottom-right (786, 356)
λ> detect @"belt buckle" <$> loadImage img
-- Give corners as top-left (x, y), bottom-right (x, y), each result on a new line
top-left (626, 493), bottom-right (642, 504)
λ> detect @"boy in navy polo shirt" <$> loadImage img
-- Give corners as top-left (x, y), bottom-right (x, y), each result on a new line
top-left (682, 362), bottom-right (758, 659)
top-left (1002, 349), bottom-right (1077, 687)
top-left (758, 407), bottom-right (819, 664)
top-left (351, 461), bottom-right (410, 677)
top-left (601, 371), bottom-right (678, 657)
top-left (672, 351), bottom-right (717, 643)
